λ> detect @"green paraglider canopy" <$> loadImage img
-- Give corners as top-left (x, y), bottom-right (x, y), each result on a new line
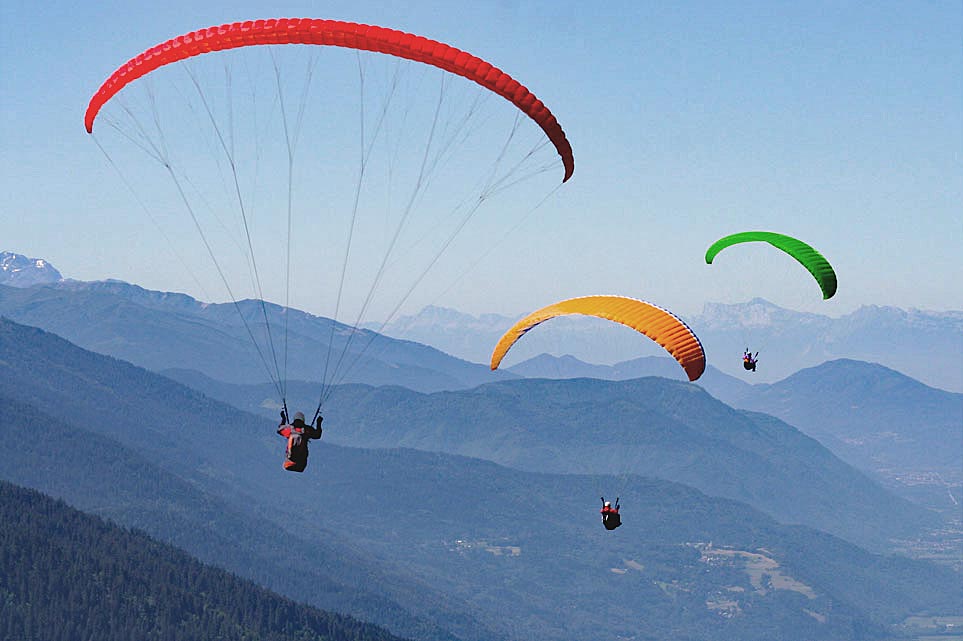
top-left (705, 231), bottom-right (837, 299)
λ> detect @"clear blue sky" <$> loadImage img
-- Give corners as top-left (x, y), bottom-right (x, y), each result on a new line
top-left (2, 1), bottom-right (960, 319)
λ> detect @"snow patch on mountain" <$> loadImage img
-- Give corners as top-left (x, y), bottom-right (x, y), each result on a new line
top-left (0, 251), bottom-right (63, 287)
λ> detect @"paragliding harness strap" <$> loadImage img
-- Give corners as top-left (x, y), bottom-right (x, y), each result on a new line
top-left (603, 498), bottom-right (622, 530)
top-left (743, 351), bottom-right (758, 370)
top-left (284, 429), bottom-right (308, 473)
top-left (279, 399), bottom-right (309, 473)
top-left (601, 496), bottom-right (622, 530)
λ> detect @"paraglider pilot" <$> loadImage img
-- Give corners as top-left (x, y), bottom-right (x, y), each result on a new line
top-left (743, 349), bottom-right (758, 372)
top-left (277, 410), bottom-right (323, 473)
top-left (600, 497), bottom-right (621, 530)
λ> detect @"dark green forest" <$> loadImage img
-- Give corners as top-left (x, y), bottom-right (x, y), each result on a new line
top-left (0, 480), bottom-right (407, 641)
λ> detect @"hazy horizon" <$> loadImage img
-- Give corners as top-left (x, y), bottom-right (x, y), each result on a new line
top-left (5, 249), bottom-right (963, 324)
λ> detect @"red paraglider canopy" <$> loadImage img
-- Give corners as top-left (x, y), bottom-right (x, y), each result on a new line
top-left (84, 18), bottom-right (574, 182)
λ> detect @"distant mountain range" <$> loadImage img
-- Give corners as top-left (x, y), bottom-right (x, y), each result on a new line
top-left (0, 279), bottom-right (514, 393)
top-left (2, 251), bottom-right (955, 520)
top-left (375, 299), bottom-right (963, 393)
top-left (718, 359), bottom-right (963, 502)
top-left (0, 317), bottom-right (957, 641)
top-left (3, 251), bottom-right (956, 504)
top-left (482, 351), bottom-right (963, 533)
top-left (168, 368), bottom-right (937, 554)
top-left (0, 251), bottom-right (521, 393)
top-left (5, 250), bottom-right (958, 395)
top-left (504, 354), bottom-right (962, 472)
